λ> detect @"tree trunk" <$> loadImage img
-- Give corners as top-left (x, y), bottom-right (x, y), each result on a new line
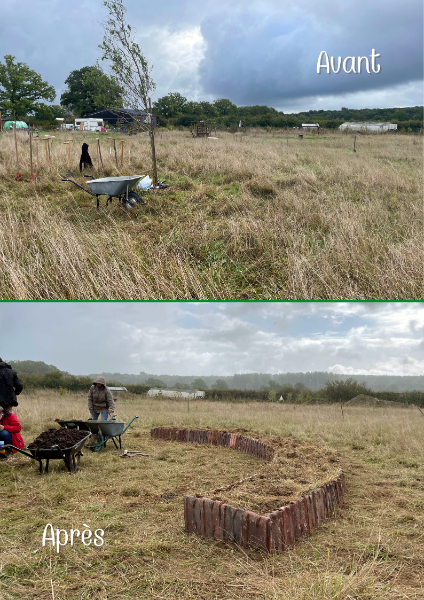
top-left (149, 97), bottom-right (158, 186)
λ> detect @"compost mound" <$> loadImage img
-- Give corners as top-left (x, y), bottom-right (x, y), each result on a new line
top-left (28, 428), bottom-right (88, 450)
top-left (346, 394), bottom-right (400, 407)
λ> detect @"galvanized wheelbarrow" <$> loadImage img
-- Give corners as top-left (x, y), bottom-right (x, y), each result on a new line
top-left (57, 416), bottom-right (139, 453)
top-left (61, 175), bottom-right (147, 210)
top-left (3, 431), bottom-right (92, 474)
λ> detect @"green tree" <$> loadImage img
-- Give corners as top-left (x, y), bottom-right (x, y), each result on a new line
top-left (100, 0), bottom-right (158, 184)
top-left (213, 98), bottom-right (238, 116)
top-left (324, 378), bottom-right (371, 403)
top-left (198, 101), bottom-right (218, 118)
top-left (268, 389), bottom-right (277, 402)
top-left (192, 378), bottom-right (209, 390)
top-left (144, 377), bottom-right (166, 388)
top-left (153, 92), bottom-right (187, 118)
top-left (60, 64), bottom-right (123, 117)
top-left (7, 360), bottom-right (62, 375)
top-left (33, 104), bottom-right (68, 122)
top-left (212, 378), bottom-right (229, 390)
top-left (0, 55), bottom-right (55, 118)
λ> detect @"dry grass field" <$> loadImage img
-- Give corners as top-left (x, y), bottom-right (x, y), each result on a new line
top-left (0, 129), bottom-right (421, 299)
top-left (1, 391), bottom-right (423, 599)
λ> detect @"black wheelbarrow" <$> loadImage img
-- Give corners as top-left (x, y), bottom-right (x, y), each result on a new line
top-left (57, 416), bottom-right (139, 453)
top-left (3, 431), bottom-right (92, 474)
top-left (61, 175), bottom-right (147, 210)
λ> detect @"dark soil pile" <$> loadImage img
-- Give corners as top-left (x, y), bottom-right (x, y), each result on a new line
top-left (207, 437), bottom-right (340, 514)
top-left (28, 428), bottom-right (89, 450)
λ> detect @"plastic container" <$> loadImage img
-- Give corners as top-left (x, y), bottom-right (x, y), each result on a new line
top-left (0, 441), bottom-right (5, 455)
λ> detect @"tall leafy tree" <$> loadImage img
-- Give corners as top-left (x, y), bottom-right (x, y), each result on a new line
top-left (60, 64), bottom-right (123, 117)
top-left (99, 0), bottom-right (158, 184)
top-left (324, 378), bottom-right (371, 403)
top-left (213, 98), bottom-right (237, 116)
top-left (212, 378), bottom-right (229, 390)
top-left (191, 378), bottom-right (209, 390)
top-left (153, 92), bottom-right (187, 118)
top-left (33, 104), bottom-right (68, 122)
top-left (198, 101), bottom-right (218, 118)
top-left (144, 377), bottom-right (166, 388)
top-left (0, 54), bottom-right (55, 118)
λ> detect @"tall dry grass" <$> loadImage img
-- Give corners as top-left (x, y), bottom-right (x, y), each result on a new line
top-left (0, 129), bottom-right (421, 299)
top-left (2, 391), bottom-right (423, 599)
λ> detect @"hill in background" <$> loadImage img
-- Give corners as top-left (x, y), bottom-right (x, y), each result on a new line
top-left (7, 361), bottom-right (424, 393)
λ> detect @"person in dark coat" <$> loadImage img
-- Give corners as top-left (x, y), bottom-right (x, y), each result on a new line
top-left (79, 143), bottom-right (93, 172)
top-left (87, 376), bottom-right (115, 420)
top-left (0, 359), bottom-right (23, 409)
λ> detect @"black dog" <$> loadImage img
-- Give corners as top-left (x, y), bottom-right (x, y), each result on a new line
top-left (79, 143), bottom-right (93, 172)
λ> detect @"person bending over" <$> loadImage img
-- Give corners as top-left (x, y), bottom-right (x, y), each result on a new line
top-left (87, 377), bottom-right (115, 420)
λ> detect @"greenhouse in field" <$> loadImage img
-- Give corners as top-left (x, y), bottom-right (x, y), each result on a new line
top-left (339, 122), bottom-right (397, 132)
top-left (3, 121), bottom-right (28, 130)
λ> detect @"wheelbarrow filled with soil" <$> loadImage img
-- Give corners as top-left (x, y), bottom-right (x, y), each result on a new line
top-left (3, 428), bottom-right (92, 474)
top-left (57, 416), bottom-right (139, 452)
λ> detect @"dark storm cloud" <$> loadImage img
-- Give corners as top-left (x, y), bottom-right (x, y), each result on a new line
top-left (0, 1), bottom-right (422, 115)
top-left (199, 0), bottom-right (423, 106)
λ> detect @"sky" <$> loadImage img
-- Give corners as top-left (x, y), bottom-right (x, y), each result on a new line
top-left (0, 0), bottom-right (422, 112)
top-left (1, 302), bottom-right (423, 377)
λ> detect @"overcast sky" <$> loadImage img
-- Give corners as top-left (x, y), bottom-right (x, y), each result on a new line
top-left (0, 0), bottom-right (422, 112)
top-left (1, 302), bottom-right (423, 377)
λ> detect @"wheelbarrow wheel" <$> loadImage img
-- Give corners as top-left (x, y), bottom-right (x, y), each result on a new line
top-left (128, 191), bottom-right (146, 206)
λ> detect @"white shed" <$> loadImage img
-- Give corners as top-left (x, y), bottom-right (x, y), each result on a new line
top-left (147, 388), bottom-right (205, 399)
top-left (339, 122), bottom-right (397, 133)
top-left (302, 123), bottom-right (320, 133)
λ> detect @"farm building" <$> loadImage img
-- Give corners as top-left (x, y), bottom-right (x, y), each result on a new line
top-left (147, 388), bottom-right (205, 399)
top-left (302, 123), bottom-right (320, 133)
top-left (108, 386), bottom-right (128, 399)
top-left (86, 108), bottom-right (157, 130)
top-left (339, 122), bottom-right (397, 133)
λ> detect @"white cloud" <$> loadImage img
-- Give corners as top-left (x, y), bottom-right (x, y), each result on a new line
top-left (139, 26), bottom-right (206, 101)
top-left (329, 355), bottom-right (424, 376)
top-left (1, 302), bottom-right (423, 377)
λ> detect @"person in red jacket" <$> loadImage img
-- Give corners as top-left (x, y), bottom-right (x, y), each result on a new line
top-left (0, 405), bottom-right (24, 456)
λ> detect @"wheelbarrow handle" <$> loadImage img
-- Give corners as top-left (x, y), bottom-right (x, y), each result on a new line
top-left (2, 445), bottom-right (38, 460)
top-left (122, 416), bottom-right (139, 434)
top-left (61, 178), bottom-right (97, 198)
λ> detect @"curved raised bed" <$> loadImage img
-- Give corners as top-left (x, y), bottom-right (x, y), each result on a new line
top-left (151, 426), bottom-right (345, 553)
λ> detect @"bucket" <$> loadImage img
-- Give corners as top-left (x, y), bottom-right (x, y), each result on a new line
top-left (0, 441), bottom-right (5, 455)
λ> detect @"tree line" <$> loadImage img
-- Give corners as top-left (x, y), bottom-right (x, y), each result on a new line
top-left (0, 55), bottom-right (421, 131)
top-left (11, 361), bottom-right (424, 394)
top-left (13, 368), bottom-right (424, 407)
top-left (152, 93), bottom-right (423, 132)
